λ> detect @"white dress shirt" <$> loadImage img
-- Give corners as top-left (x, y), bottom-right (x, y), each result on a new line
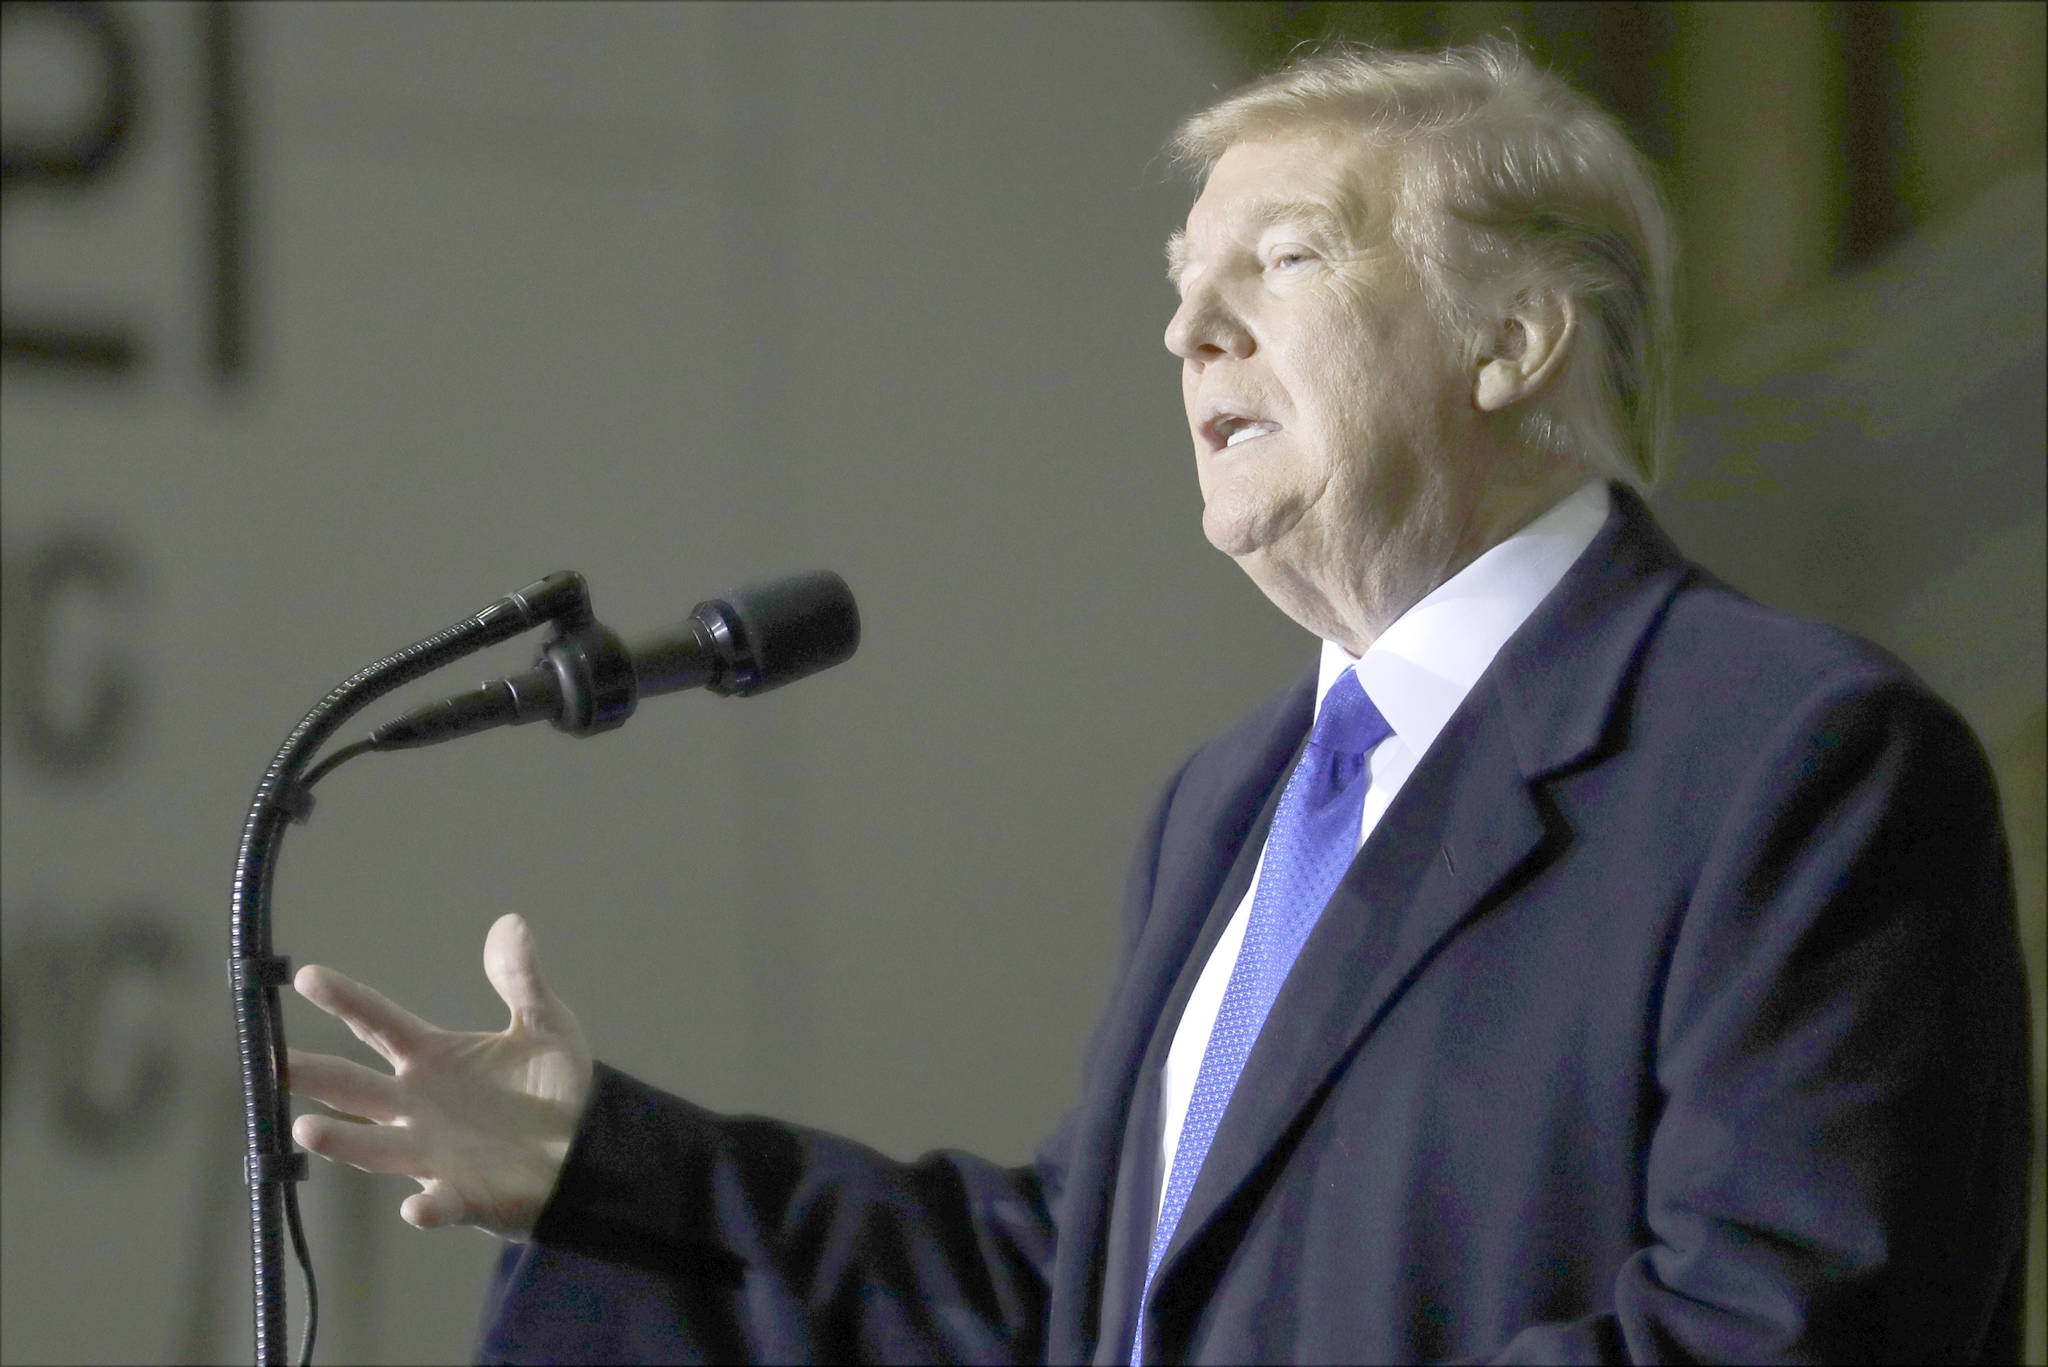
top-left (1154, 479), bottom-right (1612, 1212)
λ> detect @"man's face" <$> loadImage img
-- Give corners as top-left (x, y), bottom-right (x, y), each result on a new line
top-left (1165, 130), bottom-right (1491, 645)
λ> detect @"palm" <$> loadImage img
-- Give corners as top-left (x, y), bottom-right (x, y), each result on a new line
top-left (288, 914), bottom-right (593, 1240)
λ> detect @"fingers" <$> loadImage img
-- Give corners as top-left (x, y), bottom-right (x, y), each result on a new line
top-left (293, 1112), bottom-right (425, 1177)
top-left (293, 964), bottom-right (437, 1065)
top-left (286, 1047), bottom-right (403, 1123)
top-left (483, 913), bottom-right (566, 1031)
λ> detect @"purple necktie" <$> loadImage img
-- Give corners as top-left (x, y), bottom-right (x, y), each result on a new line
top-left (1130, 668), bottom-right (1390, 1365)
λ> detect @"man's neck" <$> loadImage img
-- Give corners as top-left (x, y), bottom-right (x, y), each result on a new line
top-left (1320, 462), bottom-right (1601, 655)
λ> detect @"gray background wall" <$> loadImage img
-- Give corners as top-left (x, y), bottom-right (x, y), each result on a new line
top-left (2, 4), bottom-right (2040, 1364)
top-left (1, 5), bottom-right (1266, 1360)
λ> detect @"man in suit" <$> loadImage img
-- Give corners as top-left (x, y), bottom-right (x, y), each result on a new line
top-left (288, 42), bottom-right (2031, 1363)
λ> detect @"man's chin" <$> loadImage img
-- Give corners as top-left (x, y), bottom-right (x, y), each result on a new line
top-left (1201, 502), bottom-right (1292, 560)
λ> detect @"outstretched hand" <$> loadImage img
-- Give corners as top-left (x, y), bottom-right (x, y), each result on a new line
top-left (288, 913), bottom-right (593, 1240)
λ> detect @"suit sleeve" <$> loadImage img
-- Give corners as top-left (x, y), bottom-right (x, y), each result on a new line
top-left (473, 751), bottom-right (1197, 1366)
top-left (475, 1063), bottom-right (1068, 1364)
top-left (1484, 676), bottom-right (2032, 1364)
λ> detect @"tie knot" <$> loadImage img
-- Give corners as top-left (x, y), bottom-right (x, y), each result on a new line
top-left (1310, 669), bottom-right (1391, 757)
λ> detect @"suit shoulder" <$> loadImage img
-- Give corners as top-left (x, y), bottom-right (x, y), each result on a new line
top-left (1632, 569), bottom-right (1991, 796)
top-left (1649, 570), bottom-right (1951, 718)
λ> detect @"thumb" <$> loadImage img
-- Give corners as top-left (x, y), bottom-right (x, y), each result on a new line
top-left (483, 913), bottom-right (566, 1030)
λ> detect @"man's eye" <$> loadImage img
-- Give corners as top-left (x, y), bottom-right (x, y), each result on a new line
top-left (1269, 250), bottom-right (1314, 271)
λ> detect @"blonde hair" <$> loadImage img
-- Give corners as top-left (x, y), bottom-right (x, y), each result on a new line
top-left (1171, 40), bottom-right (1676, 487)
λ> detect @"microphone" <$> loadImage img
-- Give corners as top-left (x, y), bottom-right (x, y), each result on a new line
top-left (370, 570), bottom-right (859, 750)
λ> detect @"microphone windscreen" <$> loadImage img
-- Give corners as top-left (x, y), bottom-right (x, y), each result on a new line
top-left (700, 570), bottom-right (860, 695)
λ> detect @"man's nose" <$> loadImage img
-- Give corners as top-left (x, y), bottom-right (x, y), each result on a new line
top-left (1165, 285), bottom-right (1252, 364)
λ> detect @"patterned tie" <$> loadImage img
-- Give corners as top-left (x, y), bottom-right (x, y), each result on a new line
top-left (1130, 668), bottom-right (1390, 1365)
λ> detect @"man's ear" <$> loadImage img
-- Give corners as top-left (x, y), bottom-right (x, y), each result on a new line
top-left (1474, 291), bottom-right (1576, 413)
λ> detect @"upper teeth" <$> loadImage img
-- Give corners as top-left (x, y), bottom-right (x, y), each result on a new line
top-left (1225, 422), bottom-right (1273, 448)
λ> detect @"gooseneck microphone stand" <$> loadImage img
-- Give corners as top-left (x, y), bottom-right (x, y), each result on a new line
top-left (230, 565), bottom-right (858, 1365)
top-left (229, 571), bottom-right (612, 1366)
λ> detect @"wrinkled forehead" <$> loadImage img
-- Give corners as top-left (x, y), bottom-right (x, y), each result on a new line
top-left (1167, 130), bottom-right (1401, 277)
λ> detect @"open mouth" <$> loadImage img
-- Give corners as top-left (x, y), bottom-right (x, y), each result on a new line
top-left (1214, 415), bottom-right (1281, 450)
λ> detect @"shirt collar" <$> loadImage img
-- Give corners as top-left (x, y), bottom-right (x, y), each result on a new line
top-left (1316, 479), bottom-right (1612, 755)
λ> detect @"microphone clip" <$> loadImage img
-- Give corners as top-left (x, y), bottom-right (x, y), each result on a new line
top-left (516, 572), bottom-right (634, 737)
top-left (533, 615), bottom-right (636, 738)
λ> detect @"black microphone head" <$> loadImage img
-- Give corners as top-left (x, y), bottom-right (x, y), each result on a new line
top-left (693, 570), bottom-right (859, 697)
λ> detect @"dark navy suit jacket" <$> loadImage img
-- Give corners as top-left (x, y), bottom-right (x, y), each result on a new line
top-left (477, 489), bottom-right (2031, 1364)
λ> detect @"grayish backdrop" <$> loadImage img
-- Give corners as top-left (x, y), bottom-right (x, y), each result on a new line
top-left (2, 5), bottom-right (1257, 1361)
top-left (2, 4), bottom-right (2040, 1364)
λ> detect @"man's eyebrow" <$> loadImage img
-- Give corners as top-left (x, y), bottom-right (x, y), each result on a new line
top-left (1164, 197), bottom-right (1359, 290)
top-left (1245, 197), bottom-right (1355, 242)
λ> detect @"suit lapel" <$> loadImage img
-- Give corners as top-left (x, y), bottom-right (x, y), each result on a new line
top-left (1150, 685), bottom-right (1549, 1307)
top-left (1148, 485), bottom-right (1692, 1311)
top-left (1092, 684), bottom-right (1313, 1363)
top-left (1140, 674), bottom-right (1317, 999)
top-left (1049, 671), bottom-right (1314, 1363)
